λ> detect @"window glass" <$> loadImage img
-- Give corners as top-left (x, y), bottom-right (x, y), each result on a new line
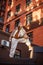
top-left (16, 4), bottom-right (20, 12)
top-left (0, 16), bottom-right (4, 22)
top-left (15, 19), bottom-right (20, 27)
top-left (7, 10), bottom-right (11, 18)
top-left (26, 0), bottom-right (31, 6)
top-left (8, 0), bottom-right (12, 6)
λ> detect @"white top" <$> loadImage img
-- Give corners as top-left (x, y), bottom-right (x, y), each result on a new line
top-left (9, 27), bottom-right (18, 41)
top-left (18, 27), bottom-right (26, 37)
top-left (13, 28), bottom-right (18, 37)
top-left (9, 27), bottom-right (27, 41)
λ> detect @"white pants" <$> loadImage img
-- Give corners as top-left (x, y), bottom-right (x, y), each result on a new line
top-left (9, 38), bottom-right (31, 58)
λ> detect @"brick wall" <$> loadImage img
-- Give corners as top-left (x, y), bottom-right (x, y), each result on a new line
top-left (33, 26), bottom-right (43, 46)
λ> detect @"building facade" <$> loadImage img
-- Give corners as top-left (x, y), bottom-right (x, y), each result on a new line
top-left (0, 0), bottom-right (7, 30)
top-left (0, 0), bottom-right (43, 46)
top-left (0, 0), bottom-right (43, 63)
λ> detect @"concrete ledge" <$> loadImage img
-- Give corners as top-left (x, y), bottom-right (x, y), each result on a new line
top-left (0, 58), bottom-right (36, 64)
top-left (0, 30), bottom-right (10, 36)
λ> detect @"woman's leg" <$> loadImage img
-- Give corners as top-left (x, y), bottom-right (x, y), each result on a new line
top-left (9, 38), bottom-right (18, 58)
top-left (26, 38), bottom-right (33, 59)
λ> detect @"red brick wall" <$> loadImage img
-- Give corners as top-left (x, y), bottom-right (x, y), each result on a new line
top-left (33, 26), bottom-right (43, 46)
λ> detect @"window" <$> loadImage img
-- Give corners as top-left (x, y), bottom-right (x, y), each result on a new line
top-left (7, 10), bottom-right (11, 18)
top-left (26, 13), bottom-right (32, 26)
top-left (8, 0), bottom-right (12, 6)
top-left (0, 5), bottom-right (5, 12)
top-left (15, 19), bottom-right (20, 27)
top-left (5, 24), bottom-right (10, 32)
top-left (0, 16), bottom-right (4, 22)
top-left (0, 0), bottom-right (6, 21)
top-left (14, 49), bottom-right (21, 59)
top-left (1, 5), bottom-right (5, 12)
top-left (0, 0), bottom-right (6, 5)
top-left (27, 32), bottom-right (33, 42)
top-left (0, 0), bottom-right (6, 10)
top-left (16, 4), bottom-right (20, 12)
top-left (26, 0), bottom-right (31, 6)
top-left (3, 0), bottom-right (6, 5)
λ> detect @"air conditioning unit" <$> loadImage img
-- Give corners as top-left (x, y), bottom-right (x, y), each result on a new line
top-left (1, 40), bottom-right (10, 47)
top-left (14, 12), bottom-right (18, 16)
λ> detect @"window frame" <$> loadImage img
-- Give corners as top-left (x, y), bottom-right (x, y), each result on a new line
top-left (16, 4), bottom-right (20, 12)
top-left (0, 16), bottom-right (4, 22)
top-left (15, 19), bottom-right (20, 27)
top-left (26, 0), bottom-right (31, 7)
top-left (7, 10), bottom-right (11, 19)
top-left (8, 0), bottom-right (12, 6)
